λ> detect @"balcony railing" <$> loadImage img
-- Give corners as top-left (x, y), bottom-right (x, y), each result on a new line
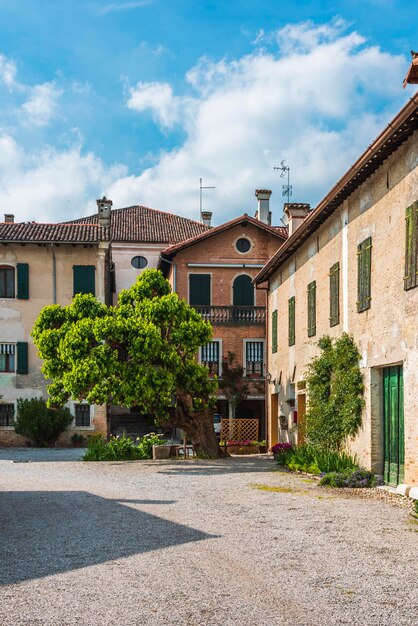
top-left (193, 305), bottom-right (266, 324)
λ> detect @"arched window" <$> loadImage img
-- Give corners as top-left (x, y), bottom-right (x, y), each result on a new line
top-left (233, 274), bottom-right (254, 306)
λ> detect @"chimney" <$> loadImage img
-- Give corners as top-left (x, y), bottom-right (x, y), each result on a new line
top-left (4, 214), bottom-right (14, 223)
top-left (284, 203), bottom-right (310, 236)
top-left (201, 211), bottom-right (212, 227)
top-left (255, 189), bottom-right (272, 225)
top-left (96, 196), bottom-right (112, 228)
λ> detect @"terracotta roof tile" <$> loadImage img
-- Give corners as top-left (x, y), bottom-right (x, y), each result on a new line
top-left (69, 205), bottom-right (210, 243)
top-left (0, 222), bottom-right (107, 243)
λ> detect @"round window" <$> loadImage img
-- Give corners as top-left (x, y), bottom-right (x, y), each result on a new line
top-left (236, 238), bottom-right (251, 253)
top-left (131, 256), bottom-right (148, 269)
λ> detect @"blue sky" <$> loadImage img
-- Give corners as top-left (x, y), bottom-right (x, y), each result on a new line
top-left (0, 0), bottom-right (417, 224)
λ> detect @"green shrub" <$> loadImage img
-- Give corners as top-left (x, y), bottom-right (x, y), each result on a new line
top-left (413, 500), bottom-right (418, 517)
top-left (305, 334), bottom-right (365, 451)
top-left (83, 433), bottom-right (166, 461)
top-left (319, 468), bottom-right (376, 488)
top-left (276, 443), bottom-right (359, 475)
top-left (14, 397), bottom-right (73, 447)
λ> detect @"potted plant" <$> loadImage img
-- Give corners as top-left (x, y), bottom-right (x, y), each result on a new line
top-left (71, 432), bottom-right (86, 448)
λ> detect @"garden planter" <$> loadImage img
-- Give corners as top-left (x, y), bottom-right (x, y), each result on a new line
top-left (227, 445), bottom-right (260, 455)
top-left (152, 444), bottom-right (171, 460)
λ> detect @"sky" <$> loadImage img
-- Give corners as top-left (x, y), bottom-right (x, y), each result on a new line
top-left (0, 0), bottom-right (417, 225)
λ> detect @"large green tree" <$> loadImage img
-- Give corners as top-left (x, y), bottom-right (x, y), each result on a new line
top-left (32, 269), bottom-right (220, 457)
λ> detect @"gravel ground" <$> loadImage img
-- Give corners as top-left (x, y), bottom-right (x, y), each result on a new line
top-left (0, 451), bottom-right (417, 626)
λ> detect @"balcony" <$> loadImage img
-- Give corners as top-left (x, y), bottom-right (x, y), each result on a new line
top-left (193, 305), bottom-right (266, 325)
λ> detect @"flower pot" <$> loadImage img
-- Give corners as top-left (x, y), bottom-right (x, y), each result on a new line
top-left (152, 444), bottom-right (171, 460)
top-left (227, 445), bottom-right (260, 455)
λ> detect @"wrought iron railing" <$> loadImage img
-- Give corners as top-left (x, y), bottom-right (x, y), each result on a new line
top-left (193, 305), bottom-right (266, 324)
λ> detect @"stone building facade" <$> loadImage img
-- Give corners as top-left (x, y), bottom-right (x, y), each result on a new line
top-left (255, 93), bottom-right (418, 487)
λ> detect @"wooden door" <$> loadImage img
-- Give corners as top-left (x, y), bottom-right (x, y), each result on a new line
top-left (383, 366), bottom-right (404, 485)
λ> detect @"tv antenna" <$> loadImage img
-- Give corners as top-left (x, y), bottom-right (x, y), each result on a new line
top-left (199, 177), bottom-right (215, 216)
top-left (274, 161), bottom-right (292, 204)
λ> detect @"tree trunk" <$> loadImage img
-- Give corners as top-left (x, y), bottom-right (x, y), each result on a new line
top-left (168, 393), bottom-right (222, 458)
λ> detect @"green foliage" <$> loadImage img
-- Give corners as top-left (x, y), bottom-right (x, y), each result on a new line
top-left (305, 333), bottom-right (365, 450)
top-left (414, 500), bottom-right (418, 517)
top-left (319, 469), bottom-right (377, 488)
top-left (32, 269), bottom-right (218, 454)
top-left (276, 443), bottom-right (359, 475)
top-left (14, 397), bottom-right (73, 447)
top-left (83, 433), bottom-right (166, 461)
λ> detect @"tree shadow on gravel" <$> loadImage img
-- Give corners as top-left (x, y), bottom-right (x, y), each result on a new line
top-left (157, 457), bottom-right (276, 476)
top-left (0, 492), bottom-right (218, 586)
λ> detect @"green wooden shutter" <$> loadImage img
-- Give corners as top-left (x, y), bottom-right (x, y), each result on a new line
top-left (73, 265), bottom-right (96, 296)
top-left (17, 263), bottom-right (29, 300)
top-left (272, 309), bottom-right (278, 354)
top-left (189, 274), bottom-right (211, 305)
top-left (404, 201), bottom-right (418, 291)
top-left (329, 262), bottom-right (340, 327)
top-left (307, 281), bottom-right (316, 337)
top-left (16, 342), bottom-right (28, 374)
top-left (288, 296), bottom-right (295, 346)
top-left (357, 237), bottom-right (372, 312)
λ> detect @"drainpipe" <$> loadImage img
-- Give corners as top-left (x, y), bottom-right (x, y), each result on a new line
top-left (256, 283), bottom-right (269, 449)
top-left (51, 243), bottom-right (57, 304)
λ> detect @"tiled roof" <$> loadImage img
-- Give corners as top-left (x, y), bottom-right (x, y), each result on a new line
top-left (161, 214), bottom-right (288, 257)
top-left (0, 222), bottom-right (107, 243)
top-left (69, 205), bottom-right (210, 243)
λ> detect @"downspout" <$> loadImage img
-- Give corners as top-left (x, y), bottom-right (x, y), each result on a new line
top-left (51, 243), bottom-right (57, 304)
top-left (256, 283), bottom-right (269, 448)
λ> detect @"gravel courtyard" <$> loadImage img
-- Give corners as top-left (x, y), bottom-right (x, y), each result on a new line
top-left (0, 451), bottom-right (417, 626)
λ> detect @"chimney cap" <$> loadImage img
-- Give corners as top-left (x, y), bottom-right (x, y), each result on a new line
top-left (201, 211), bottom-right (212, 218)
top-left (4, 214), bottom-right (14, 223)
top-left (255, 189), bottom-right (272, 197)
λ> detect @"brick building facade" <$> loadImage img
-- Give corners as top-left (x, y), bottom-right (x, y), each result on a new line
top-left (160, 193), bottom-right (287, 440)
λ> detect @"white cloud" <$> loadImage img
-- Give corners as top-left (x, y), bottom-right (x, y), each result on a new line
top-left (21, 81), bottom-right (62, 127)
top-left (0, 133), bottom-right (126, 222)
top-left (0, 54), bottom-right (18, 90)
top-left (111, 21), bottom-right (406, 222)
top-left (99, 1), bottom-right (153, 14)
top-left (127, 81), bottom-right (186, 128)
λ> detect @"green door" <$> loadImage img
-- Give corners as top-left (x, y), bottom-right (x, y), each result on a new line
top-left (383, 366), bottom-right (404, 485)
top-left (233, 275), bottom-right (254, 306)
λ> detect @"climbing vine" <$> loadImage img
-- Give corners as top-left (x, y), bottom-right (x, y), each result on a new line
top-left (305, 333), bottom-right (365, 451)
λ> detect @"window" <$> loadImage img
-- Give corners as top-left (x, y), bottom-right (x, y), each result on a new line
top-left (233, 274), bottom-right (254, 306)
top-left (189, 274), bottom-right (211, 306)
top-left (307, 281), bottom-right (316, 337)
top-left (330, 262), bottom-right (340, 326)
top-left (236, 238), bottom-right (251, 253)
top-left (73, 265), bottom-right (95, 296)
top-left (288, 297), bottom-right (295, 346)
top-left (404, 201), bottom-right (418, 291)
top-left (0, 344), bottom-right (15, 372)
top-left (0, 266), bottom-right (15, 298)
top-left (201, 341), bottom-right (220, 376)
top-left (245, 341), bottom-right (264, 377)
top-left (272, 310), bottom-right (278, 354)
top-left (131, 256), bottom-right (148, 269)
top-left (0, 403), bottom-right (15, 427)
top-left (75, 404), bottom-right (91, 427)
top-left (357, 237), bottom-right (372, 312)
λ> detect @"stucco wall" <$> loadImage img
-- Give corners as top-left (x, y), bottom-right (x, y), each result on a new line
top-left (267, 130), bottom-right (418, 484)
top-left (0, 242), bottom-right (108, 445)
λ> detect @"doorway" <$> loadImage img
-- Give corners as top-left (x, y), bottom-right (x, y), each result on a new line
top-left (383, 365), bottom-right (404, 486)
